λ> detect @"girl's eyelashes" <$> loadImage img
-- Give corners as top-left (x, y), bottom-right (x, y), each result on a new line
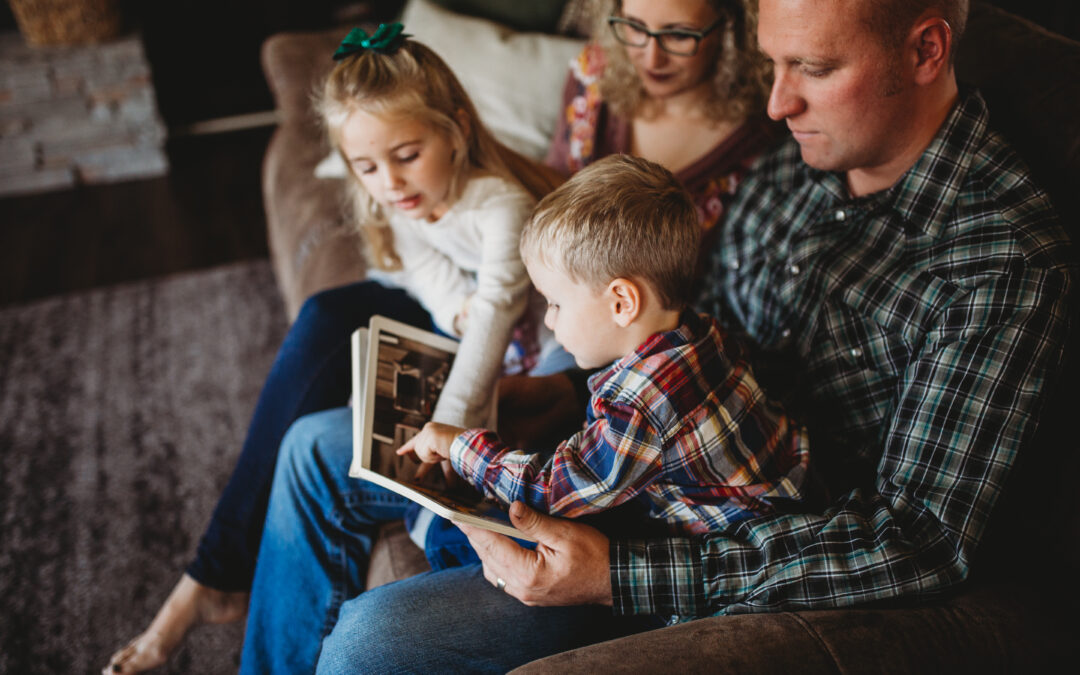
top-left (396, 151), bottom-right (419, 164)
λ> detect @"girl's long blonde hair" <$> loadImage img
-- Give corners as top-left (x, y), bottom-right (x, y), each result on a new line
top-left (317, 39), bottom-right (561, 271)
top-left (594, 0), bottom-right (770, 123)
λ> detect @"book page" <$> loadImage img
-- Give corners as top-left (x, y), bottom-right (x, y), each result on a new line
top-left (350, 315), bottom-right (533, 541)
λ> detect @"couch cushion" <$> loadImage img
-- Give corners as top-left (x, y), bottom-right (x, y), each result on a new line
top-left (957, 2), bottom-right (1080, 229)
top-left (366, 520), bottom-right (431, 589)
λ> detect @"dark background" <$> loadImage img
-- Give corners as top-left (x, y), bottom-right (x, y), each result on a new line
top-left (0, 0), bottom-right (1075, 307)
top-left (0, 0), bottom-right (1075, 129)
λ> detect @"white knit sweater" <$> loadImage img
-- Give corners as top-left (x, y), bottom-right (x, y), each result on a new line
top-left (377, 174), bottom-right (534, 427)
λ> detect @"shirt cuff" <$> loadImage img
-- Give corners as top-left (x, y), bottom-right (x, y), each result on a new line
top-left (449, 428), bottom-right (502, 494)
top-left (610, 538), bottom-right (704, 620)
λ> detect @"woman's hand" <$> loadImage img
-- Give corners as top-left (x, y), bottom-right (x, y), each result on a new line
top-left (459, 501), bottom-right (613, 606)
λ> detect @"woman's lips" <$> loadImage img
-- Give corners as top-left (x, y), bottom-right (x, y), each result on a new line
top-left (644, 70), bottom-right (675, 83)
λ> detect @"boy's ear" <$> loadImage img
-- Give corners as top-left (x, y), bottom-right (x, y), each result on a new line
top-left (607, 278), bottom-right (641, 328)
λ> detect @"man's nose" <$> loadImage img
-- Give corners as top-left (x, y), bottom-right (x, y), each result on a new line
top-left (766, 69), bottom-right (805, 121)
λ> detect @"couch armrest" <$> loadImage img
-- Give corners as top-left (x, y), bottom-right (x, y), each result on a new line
top-left (261, 29), bottom-right (367, 319)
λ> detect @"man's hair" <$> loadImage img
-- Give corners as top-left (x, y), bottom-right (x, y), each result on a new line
top-left (862, 0), bottom-right (969, 63)
top-left (520, 155), bottom-right (699, 310)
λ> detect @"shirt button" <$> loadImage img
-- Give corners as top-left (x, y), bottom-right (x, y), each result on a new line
top-left (789, 263), bottom-right (800, 275)
top-left (781, 328), bottom-right (792, 339)
top-left (728, 259), bottom-right (740, 270)
top-left (850, 347), bottom-right (863, 358)
top-left (836, 209), bottom-right (846, 221)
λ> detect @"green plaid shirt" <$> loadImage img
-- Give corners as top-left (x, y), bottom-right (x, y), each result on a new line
top-left (610, 90), bottom-right (1075, 620)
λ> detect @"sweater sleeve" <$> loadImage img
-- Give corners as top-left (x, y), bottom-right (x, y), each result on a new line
top-left (430, 185), bottom-right (534, 427)
top-left (390, 218), bottom-right (476, 334)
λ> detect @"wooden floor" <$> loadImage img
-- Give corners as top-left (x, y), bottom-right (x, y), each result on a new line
top-left (0, 126), bottom-right (273, 308)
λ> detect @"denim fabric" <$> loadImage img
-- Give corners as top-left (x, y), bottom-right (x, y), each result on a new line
top-left (318, 565), bottom-right (663, 674)
top-left (239, 408), bottom-right (662, 674)
top-left (187, 281), bottom-right (431, 591)
top-left (239, 408), bottom-right (413, 674)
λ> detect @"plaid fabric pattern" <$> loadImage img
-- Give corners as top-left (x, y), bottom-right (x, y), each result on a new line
top-left (611, 90), bottom-right (1075, 621)
top-left (450, 311), bottom-right (811, 535)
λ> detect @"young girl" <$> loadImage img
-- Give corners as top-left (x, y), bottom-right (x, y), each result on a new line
top-left (322, 25), bottom-right (563, 424)
top-left (105, 24), bottom-right (560, 674)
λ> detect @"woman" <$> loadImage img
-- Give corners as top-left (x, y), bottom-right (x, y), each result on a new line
top-left (547, 0), bottom-right (775, 240)
top-left (104, 1), bottom-right (776, 672)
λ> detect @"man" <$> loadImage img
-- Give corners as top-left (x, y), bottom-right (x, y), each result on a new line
top-left (241, 0), bottom-right (1074, 671)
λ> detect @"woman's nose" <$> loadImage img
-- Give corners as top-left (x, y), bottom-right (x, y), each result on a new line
top-left (641, 36), bottom-right (668, 69)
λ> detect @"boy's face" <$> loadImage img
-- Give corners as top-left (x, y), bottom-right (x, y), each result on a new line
top-left (526, 257), bottom-right (623, 369)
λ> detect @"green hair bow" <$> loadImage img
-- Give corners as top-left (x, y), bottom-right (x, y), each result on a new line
top-left (333, 23), bottom-right (411, 60)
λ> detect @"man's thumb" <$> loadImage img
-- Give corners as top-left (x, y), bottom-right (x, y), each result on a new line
top-left (509, 501), bottom-right (546, 536)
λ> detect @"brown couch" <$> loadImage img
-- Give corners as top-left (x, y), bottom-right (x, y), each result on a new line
top-left (259, 1), bottom-right (1079, 671)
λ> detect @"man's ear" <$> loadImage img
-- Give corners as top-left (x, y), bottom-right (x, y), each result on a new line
top-left (908, 15), bottom-right (952, 85)
top-left (607, 278), bottom-right (641, 328)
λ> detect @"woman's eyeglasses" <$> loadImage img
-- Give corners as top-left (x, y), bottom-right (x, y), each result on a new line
top-left (607, 16), bottom-right (723, 56)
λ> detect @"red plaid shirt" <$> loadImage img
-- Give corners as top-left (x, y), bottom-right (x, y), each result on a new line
top-left (449, 312), bottom-right (811, 535)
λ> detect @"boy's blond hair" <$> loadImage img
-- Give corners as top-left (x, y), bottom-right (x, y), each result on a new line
top-left (317, 39), bottom-right (559, 271)
top-left (521, 155), bottom-right (699, 310)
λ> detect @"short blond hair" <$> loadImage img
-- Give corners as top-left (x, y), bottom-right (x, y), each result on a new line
top-left (521, 155), bottom-right (699, 310)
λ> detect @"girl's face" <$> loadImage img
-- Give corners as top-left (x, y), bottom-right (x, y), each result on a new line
top-left (618, 0), bottom-right (723, 102)
top-left (340, 110), bottom-right (459, 222)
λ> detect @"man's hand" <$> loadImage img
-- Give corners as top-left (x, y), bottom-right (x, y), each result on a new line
top-left (396, 422), bottom-right (466, 481)
top-left (497, 373), bottom-right (584, 447)
top-left (459, 501), bottom-right (613, 607)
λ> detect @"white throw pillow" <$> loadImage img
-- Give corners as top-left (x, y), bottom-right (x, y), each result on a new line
top-left (315, 0), bottom-right (584, 178)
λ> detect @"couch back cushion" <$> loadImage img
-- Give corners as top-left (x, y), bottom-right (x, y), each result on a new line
top-left (957, 2), bottom-right (1080, 574)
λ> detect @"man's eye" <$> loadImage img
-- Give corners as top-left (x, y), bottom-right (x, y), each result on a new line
top-left (802, 65), bottom-right (833, 78)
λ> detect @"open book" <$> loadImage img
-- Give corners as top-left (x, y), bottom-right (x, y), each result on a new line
top-left (348, 315), bottom-right (533, 541)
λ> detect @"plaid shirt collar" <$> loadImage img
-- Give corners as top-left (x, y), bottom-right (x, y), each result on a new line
top-left (587, 309), bottom-right (704, 393)
top-left (803, 87), bottom-right (989, 240)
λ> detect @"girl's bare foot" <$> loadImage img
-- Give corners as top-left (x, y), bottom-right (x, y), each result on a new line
top-left (103, 574), bottom-right (249, 674)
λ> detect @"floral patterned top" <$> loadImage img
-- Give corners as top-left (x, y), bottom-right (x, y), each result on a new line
top-left (544, 43), bottom-right (781, 240)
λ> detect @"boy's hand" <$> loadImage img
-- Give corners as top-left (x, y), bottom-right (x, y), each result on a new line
top-left (396, 422), bottom-right (466, 481)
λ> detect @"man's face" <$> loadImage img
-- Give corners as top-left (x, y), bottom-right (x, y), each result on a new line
top-left (758, 0), bottom-right (917, 190)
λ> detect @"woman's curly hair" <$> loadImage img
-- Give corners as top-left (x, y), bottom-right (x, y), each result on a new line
top-left (594, 0), bottom-right (770, 122)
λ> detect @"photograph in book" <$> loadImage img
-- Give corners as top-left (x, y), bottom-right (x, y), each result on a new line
top-left (349, 315), bottom-right (533, 541)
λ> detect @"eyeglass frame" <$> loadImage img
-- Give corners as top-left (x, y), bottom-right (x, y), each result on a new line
top-left (606, 15), bottom-right (725, 56)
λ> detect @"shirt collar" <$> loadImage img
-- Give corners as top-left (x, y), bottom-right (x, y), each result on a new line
top-left (588, 309), bottom-right (701, 391)
top-left (883, 87), bottom-right (989, 239)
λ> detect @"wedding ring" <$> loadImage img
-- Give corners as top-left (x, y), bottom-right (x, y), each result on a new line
top-left (496, 577), bottom-right (507, 592)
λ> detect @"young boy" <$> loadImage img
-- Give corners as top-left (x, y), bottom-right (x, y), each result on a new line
top-left (399, 154), bottom-right (810, 536)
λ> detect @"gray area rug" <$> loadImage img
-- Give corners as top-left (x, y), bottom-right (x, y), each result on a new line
top-left (0, 260), bottom-right (287, 674)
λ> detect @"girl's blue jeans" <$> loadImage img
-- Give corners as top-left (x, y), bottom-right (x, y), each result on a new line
top-left (185, 280), bottom-right (432, 590)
